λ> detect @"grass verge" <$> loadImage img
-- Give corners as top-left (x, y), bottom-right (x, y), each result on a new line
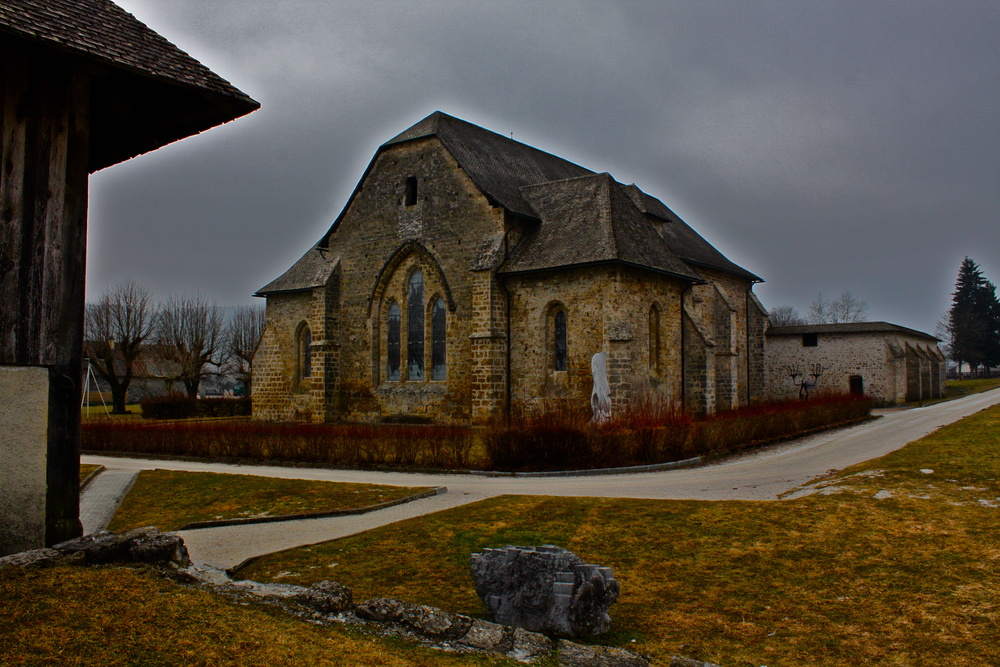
top-left (79, 464), bottom-right (101, 485)
top-left (106, 470), bottom-right (430, 533)
top-left (0, 564), bottom-right (517, 666)
top-left (237, 405), bottom-right (1000, 666)
top-left (943, 376), bottom-right (1000, 400)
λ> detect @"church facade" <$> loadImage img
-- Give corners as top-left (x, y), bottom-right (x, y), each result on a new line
top-left (253, 112), bottom-right (767, 423)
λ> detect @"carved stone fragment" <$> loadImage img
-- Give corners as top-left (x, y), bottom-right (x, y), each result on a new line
top-left (470, 545), bottom-right (620, 638)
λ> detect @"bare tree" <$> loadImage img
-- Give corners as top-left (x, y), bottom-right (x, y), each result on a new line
top-left (225, 304), bottom-right (266, 396)
top-left (768, 304), bottom-right (806, 326)
top-left (809, 290), bottom-right (869, 324)
top-left (157, 294), bottom-right (225, 398)
top-left (83, 280), bottom-right (157, 414)
top-left (828, 290), bottom-right (869, 323)
top-left (808, 292), bottom-right (830, 324)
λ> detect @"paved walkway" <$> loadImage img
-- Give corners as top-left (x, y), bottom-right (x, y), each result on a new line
top-left (82, 388), bottom-right (1000, 569)
top-left (79, 469), bottom-right (139, 535)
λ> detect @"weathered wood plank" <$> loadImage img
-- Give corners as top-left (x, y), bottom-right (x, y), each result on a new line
top-left (43, 60), bottom-right (89, 546)
top-left (0, 49), bottom-right (28, 361)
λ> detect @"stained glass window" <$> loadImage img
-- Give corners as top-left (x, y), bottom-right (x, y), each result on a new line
top-left (407, 270), bottom-right (424, 380)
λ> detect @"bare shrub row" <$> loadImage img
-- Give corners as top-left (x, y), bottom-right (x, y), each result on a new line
top-left (483, 394), bottom-right (873, 471)
top-left (82, 421), bottom-right (476, 469)
top-left (83, 394), bottom-right (871, 472)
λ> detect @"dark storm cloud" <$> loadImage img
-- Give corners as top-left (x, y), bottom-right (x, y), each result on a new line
top-left (86, 1), bottom-right (1000, 333)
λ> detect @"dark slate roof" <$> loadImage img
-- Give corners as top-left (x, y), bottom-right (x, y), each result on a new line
top-left (624, 185), bottom-right (762, 282)
top-left (767, 322), bottom-right (940, 341)
top-left (255, 246), bottom-right (339, 296)
top-left (499, 173), bottom-right (702, 281)
top-left (382, 111), bottom-right (594, 219)
top-left (0, 0), bottom-right (259, 171)
top-left (263, 111), bottom-right (759, 294)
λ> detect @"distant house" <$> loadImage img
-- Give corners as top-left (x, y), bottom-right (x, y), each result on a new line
top-left (766, 322), bottom-right (946, 405)
top-left (83, 343), bottom-right (183, 404)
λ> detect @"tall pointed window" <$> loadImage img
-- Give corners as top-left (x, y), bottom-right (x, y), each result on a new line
top-left (387, 301), bottom-right (401, 381)
top-left (295, 322), bottom-right (312, 390)
top-left (431, 297), bottom-right (447, 380)
top-left (649, 304), bottom-right (661, 374)
top-left (554, 310), bottom-right (567, 371)
top-left (407, 270), bottom-right (424, 380)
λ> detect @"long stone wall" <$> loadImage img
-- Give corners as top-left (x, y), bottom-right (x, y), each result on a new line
top-left (766, 330), bottom-right (946, 405)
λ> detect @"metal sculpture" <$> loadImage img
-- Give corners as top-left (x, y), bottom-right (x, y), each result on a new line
top-left (788, 363), bottom-right (823, 399)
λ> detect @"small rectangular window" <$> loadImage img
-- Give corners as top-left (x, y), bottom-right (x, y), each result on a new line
top-left (802, 333), bottom-right (818, 347)
top-left (404, 176), bottom-right (417, 206)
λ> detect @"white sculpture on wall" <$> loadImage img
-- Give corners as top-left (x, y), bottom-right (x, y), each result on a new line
top-left (591, 352), bottom-right (611, 424)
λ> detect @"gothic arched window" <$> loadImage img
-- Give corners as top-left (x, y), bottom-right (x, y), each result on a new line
top-left (649, 304), bottom-right (661, 375)
top-left (387, 300), bottom-right (401, 381)
top-left (431, 297), bottom-right (446, 380)
top-left (407, 269), bottom-right (424, 380)
top-left (553, 309), bottom-right (567, 372)
top-left (295, 322), bottom-right (312, 390)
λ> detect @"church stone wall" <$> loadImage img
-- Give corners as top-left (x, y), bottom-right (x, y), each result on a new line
top-left (505, 266), bottom-right (685, 418)
top-left (255, 136), bottom-right (507, 423)
top-left (253, 290), bottom-right (316, 420)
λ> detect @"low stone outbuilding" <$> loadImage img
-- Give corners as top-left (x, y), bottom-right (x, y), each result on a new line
top-left (253, 112), bottom-right (768, 424)
top-left (766, 322), bottom-right (946, 405)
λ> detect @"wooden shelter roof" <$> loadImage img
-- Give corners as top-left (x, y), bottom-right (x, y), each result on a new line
top-left (0, 0), bottom-right (259, 171)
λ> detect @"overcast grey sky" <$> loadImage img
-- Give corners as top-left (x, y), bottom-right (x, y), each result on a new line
top-left (86, 0), bottom-right (1000, 334)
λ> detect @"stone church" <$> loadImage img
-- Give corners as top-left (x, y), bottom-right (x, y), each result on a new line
top-left (253, 112), bottom-right (767, 423)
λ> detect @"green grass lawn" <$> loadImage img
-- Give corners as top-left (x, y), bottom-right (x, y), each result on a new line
top-left (107, 470), bottom-right (432, 532)
top-left (236, 405), bottom-right (1000, 667)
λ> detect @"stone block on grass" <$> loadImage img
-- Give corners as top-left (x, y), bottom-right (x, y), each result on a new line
top-left (471, 545), bottom-right (620, 638)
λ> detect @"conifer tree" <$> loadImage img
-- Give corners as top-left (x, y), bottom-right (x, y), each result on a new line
top-left (947, 257), bottom-right (1000, 376)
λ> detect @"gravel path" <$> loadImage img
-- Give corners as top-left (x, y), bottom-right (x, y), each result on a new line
top-left (82, 388), bottom-right (1000, 568)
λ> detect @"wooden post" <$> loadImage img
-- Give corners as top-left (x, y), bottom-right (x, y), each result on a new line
top-left (0, 46), bottom-right (89, 547)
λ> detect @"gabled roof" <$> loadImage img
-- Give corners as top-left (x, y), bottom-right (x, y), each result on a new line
top-left (767, 321), bottom-right (940, 342)
top-left (264, 111), bottom-right (760, 295)
top-left (500, 173), bottom-right (702, 281)
top-left (0, 0), bottom-right (259, 171)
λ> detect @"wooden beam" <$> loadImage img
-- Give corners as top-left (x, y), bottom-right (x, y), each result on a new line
top-left (0, 47), bottom-right (89, 546)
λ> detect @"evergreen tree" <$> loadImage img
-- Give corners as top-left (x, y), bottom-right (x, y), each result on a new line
top-left (947, 257), bottom-right (1000, 376)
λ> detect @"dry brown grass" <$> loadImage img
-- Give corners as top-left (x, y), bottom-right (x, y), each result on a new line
top-left (239, 406), bottom-right (1000, 666)
top-left (107, 469), bottom-right (430, 532)
top-left (0, 564), bottom-right (517, 666)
